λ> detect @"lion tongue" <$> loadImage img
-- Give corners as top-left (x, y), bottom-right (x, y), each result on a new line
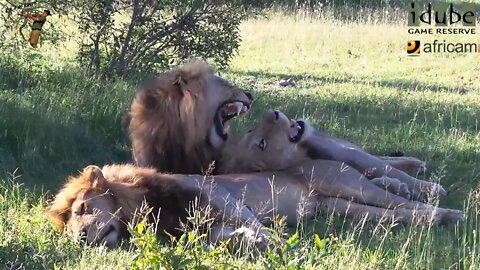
top-left (289, 124), bottom-right (299, 139)
top-left (223, 102), bottom-right (244, 116)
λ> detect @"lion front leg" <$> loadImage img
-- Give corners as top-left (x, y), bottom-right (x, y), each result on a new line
top-left (302, 136), bottom-right (446, 202)
top-left (376, 156), bottom-right (427, 173)
top-left (302, 133), bottom-right (447, 201)
top-left (333, 148), bottom-right (445, 202)
top-left (317, 196), bottom-right (464, 225)
top-left (289, 160), bottom-right (436, 211)
top-left (377, 166), bottom-right (447, 202)
top-left (370, 176), bottom-right (411, 199)
top-left (205, 185), bottom-right (277, 251)
top-left (210, 225), bottom-right (274, 252)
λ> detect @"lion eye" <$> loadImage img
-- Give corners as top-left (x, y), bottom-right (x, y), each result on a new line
top-left (258, 139), bottom-right (267, 151)
top-left (77, 202), bottom-right (86, 215)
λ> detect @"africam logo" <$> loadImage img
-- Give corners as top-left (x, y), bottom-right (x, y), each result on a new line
top-left (407, 40), bottom-right (479, 56)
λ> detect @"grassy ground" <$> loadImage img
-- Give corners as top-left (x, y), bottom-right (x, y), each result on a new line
top-left (1, 12), bottom-right (480, 269)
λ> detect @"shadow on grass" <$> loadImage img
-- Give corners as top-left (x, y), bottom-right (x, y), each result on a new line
top-left (0, 99), bottom-right (131, 191)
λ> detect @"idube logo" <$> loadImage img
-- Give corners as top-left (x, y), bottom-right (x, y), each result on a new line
top-left (408, 2), bottom-right (475, 27)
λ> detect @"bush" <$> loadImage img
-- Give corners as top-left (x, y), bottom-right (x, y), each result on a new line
top-left (72, 0), bottom-right (245, 78)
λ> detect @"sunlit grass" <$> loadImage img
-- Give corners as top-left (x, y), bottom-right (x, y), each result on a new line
top-left (1, 8), bottom-right (480, 270)
top-left (231, 14), bottom-right (480, 91)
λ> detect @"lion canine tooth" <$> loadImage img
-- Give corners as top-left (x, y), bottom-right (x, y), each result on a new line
top-left (236, 105), bottom-right (242, 115)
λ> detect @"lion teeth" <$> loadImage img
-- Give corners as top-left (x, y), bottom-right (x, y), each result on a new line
top-left (224, 125), bottom-right (231, 133)
top-left (236, 105), bottom-right (242, 116)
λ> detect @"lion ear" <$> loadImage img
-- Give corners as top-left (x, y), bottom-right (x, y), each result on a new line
top-left (174, 76), bottom-right (202, 95)
top-left (82, 165), bottom-right (106, 188)
top-left (173, 76), bottom-right (188, 91)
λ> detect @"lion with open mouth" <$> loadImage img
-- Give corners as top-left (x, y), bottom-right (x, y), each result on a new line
top-left (47, 109), bottom-right (464, 250)
top-left (217, 110), bottom-right (463, 224)
top-left (125, 59), bottom-right (253, 174)
top-left (220, 109), bottom-right (446, 202)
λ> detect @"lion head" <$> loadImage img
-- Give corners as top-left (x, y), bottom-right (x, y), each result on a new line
top-left (47, 164), bottom-right (201, 247)
top-left (46, 166), bottom-right (127, 248)
top-left (126, 59), bottom-right (253, 174)
top-left (219, 110), bottom-right (313, 173)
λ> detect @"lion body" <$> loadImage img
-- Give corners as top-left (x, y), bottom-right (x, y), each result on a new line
top-left (217, 110), bottom-right (464, 226)
top-left (48, 159), bottom-right (464, 249)
top-left (47, 164), bottom-right (320, 248)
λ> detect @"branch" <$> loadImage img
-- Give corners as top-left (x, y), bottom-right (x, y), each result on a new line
top-left (107, 0), bottom-right (148, 75)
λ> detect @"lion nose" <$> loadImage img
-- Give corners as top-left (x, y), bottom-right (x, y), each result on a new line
top-left (79, 228), bottom-right (88, 239)
top-left (245, 91), bottom-right (253, 101)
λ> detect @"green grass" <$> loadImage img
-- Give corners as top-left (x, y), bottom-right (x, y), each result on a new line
top-left (1, 12), bottom-right (480, 269)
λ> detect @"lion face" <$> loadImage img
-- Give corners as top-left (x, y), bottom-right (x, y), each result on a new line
top-left (47, 166), bottom-right (125, 248)
top-left (219, 110), bottom-right (312, 173)
top-left (66, 188), bottom-right (121, 248)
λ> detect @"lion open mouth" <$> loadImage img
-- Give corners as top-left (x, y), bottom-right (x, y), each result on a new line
top-left (289, 120), bottom-right (305, 143)
top-left (214, 101), bottom-right (250, 140)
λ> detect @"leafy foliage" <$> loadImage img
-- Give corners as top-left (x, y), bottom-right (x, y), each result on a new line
top-left (72, 0), bottom-right (245, 78)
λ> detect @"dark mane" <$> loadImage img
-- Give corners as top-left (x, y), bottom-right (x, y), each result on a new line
top-left (127, 60), bottom-right (215, 174)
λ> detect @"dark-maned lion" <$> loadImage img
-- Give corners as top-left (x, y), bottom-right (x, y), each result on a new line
top-left (126, 59), bottom-right (253, 174)
top-left (47, 161), bottom-right (463, 249)
top-left (220, 110), bottom-right (445, 201)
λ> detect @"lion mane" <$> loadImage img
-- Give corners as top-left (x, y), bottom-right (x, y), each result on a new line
top-left (127, 60), bottom-right (213, 174)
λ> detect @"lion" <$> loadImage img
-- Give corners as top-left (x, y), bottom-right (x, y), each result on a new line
top-left (125, 59), bottom-right (253, 174)
top-left (219, 110), bottom-right (446, 202)
top-left (47, 162), bottom-right (463, 249)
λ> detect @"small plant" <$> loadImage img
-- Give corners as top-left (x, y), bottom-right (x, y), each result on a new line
top-left (128, 201), bottom-right (230, 269)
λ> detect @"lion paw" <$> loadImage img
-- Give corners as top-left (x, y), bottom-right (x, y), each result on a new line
top-left (417, 161), bottom-right (427, 173)
top-left (229, 227), bottom-right (273, 252)
top-left (439, 209), bottom-right (465, 225)
top-left (370, 177), bottom-right (410, 199)
top-left (413, 183), bottom-right (448, 203)
top-left (404, 157), bottom-right (427, 173)
top-left (397, 183), bottom-right (411, 200)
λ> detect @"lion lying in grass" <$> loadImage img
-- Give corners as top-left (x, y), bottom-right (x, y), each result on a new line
top-left (217, 110), bottom-right (463, 220)
top-left (220, 110), bottom-right (445, 202)
top-left (47, 160), bottom-right (463, 249)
